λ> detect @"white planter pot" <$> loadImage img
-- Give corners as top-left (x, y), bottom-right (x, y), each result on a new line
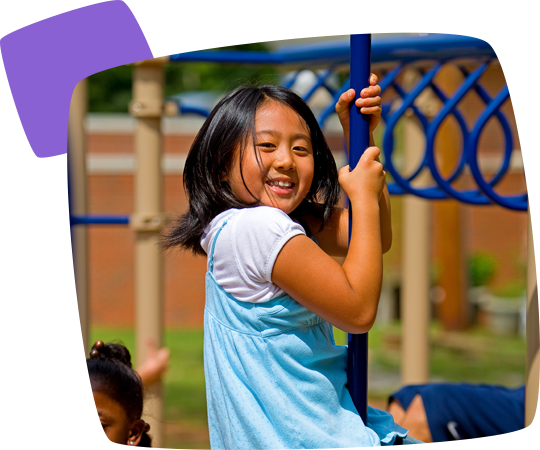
top-left (479, 294), bottom-right (525, 336)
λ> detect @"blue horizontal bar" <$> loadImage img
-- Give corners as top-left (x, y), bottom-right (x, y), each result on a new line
top-left (170, 50), bottom-right (282, 64)
top-left (169, 34), bottom-right (495, 66)
top-left (70, 215), bottom-right (130, 225)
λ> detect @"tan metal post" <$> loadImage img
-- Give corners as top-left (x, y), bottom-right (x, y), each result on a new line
top-left (130, 56), bottom-right (168, 448)
top-left (68, 78), bottom-right (89, 356)
top-left (401, 197), bottom-right (431, 384)
top-left (400, 76), bottom-right (432, 384)
top-left (526, 208), bottom-right (539, 427)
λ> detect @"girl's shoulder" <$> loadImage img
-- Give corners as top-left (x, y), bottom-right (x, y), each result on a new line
top-left (202, 206), bottom-right (306, 267)
top-left (202, 206), bottom-right (307, 302)
top-left (205, 206), bottom-right (298, 234)
top-left (232, 206), bottom-right (306, 237)
top-left (201, 208), bottom-right (239, 254)
top-left (239, 205), bottom-right (293, 222)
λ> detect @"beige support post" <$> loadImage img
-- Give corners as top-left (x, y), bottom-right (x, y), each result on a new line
top-left (68, 78), bottom-right (89, 356)
top-left (400, 107), bottom-right (431, 385)
top-left (130, 56), bottom-right (168, 448)
top-left (526, 208), bottom-right (539, 427)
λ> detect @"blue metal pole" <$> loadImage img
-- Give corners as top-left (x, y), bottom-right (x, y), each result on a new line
top-left (347, 33), bottom-right (371, 424)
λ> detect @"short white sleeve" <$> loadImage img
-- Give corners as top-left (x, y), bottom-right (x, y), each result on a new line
top-left (201, 206), bottom-right (305, 303)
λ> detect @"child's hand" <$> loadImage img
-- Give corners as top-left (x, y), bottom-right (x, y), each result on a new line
top-left (335, 73), bottom-right (382, 151)
top-left (338, 146), bottom-right (386, 203)
top-left (136, 338), bottom-right (170, 386)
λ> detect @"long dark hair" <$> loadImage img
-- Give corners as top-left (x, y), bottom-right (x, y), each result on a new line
top-left (162, 84), bottom-right (340, 256)
top-left (87, 341), bottom-right (152, 447)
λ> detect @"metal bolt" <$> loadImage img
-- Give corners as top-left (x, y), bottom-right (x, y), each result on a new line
top-left (132, 102), bottom-right (143, 112)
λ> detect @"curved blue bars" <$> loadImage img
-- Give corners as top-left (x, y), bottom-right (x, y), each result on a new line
top-left (168, 33), bottom-right (525, 211)
top-left (424, 63), bottom-right (491, 204)
top-left (468, 86), bottom-right (527, 210)
top-left (382, 63), bottom-right (442, 199)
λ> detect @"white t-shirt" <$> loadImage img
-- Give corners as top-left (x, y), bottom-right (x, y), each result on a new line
top-left (200, 206), bottom-right (306, 303)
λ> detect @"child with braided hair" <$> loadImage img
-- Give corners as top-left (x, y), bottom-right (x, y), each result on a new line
top-left (87, 340), bottom-right (158, 447)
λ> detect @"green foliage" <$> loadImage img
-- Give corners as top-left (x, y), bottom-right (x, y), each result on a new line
top-left (164, 61), bottom-right (279, 98)
top-left (468, 252), bottom-right (497, 287)
top-left (87, 42), bottom-right (280, 113)
top-left (87, 64), bottom-right (133, 113)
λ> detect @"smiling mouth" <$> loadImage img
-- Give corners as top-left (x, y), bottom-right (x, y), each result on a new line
top-left (268, 179), bottom-right (294, 188)
top-left (267, 179), bottom-right (295, 193)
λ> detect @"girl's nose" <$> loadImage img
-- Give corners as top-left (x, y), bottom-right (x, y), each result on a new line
top-left (274, 148), bottom-right (295, 171)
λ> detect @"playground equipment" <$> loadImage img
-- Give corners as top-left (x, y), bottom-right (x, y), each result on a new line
top-left (69, 33), bottom-right (536, 446)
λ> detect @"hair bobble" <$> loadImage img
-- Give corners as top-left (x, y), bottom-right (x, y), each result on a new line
top-left (144, 422), bottom-right (151, 432)
top-left (90, 340), bottom-right (105, 358)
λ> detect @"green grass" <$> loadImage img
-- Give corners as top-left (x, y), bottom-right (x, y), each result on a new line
top-left (91, 323), bottom-right (526, 448)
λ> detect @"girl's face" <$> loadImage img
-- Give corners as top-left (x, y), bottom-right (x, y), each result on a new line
top-left (225, 100), bottom-right (315, 215)
top-left (93, 389), bottom-right (144, 445)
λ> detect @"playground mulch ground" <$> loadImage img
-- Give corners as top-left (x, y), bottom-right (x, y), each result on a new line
top-left (90, 322), bottom-right (526, 449)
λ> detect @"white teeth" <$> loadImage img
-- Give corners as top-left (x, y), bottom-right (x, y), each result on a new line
top-left (272, 180), bottom-right (291, 188)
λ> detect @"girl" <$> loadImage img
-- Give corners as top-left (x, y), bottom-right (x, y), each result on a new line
top-left (87, 340), bottom-right (152, 446)
top-left (163, 77), bottom-right (415, 448)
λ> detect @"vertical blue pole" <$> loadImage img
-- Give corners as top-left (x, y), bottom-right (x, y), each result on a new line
top-left (347, 33), bottom-right (371, 424)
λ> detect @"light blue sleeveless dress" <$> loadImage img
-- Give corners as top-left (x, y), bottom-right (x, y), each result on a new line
top-left (204, 214), bottom-right (408, 449)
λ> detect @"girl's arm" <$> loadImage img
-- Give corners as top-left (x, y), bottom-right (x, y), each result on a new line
top-left (273, 146), bottom-right (386, 334)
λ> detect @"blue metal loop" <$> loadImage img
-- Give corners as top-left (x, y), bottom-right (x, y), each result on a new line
top-left (304, 67), bottom-right (340, 102)
top-left (317, 77), bottom-right (350, 127)
top-left (382, 63), bottom-right (447, 199)
top-left (427, 77), bottom-right (470, 184)
top-left (282, 70), bottom-right (302, 89)
top-left (464, 71), bottom-right (513, 187)
top-left (467, 86), bottom-right (528, 210)
top-left (386, 72), bottom-right (430, 184)
top-left (424, 63), bottom-right (492, 204)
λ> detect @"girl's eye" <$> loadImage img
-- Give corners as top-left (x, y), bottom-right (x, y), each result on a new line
top-left (257, 142), bottom-right (275, 148)
top-left (293, 146), bottom-right (309, 153)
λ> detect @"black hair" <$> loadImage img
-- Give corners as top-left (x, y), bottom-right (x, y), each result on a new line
top-left (161, 84), bottom-right (340, 256)
top-left (87, 341), bottom-right (152, 447)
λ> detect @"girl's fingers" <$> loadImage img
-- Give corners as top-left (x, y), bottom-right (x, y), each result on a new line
top-left (356, 96), bottom-right (381, 107)
top-left (336, 89), bottom-right (355, 112)
top-left (370, 73), bottom-right (379, 86)
top-left (362, 146), bottom-right (381, 161)
top-left (338, 165), bottom-right (351, 176)
top-left (339, 88), bottom-right (355, 102)
top-left (360, 105), bottom-right (382, 115)
top-left (360, 84), bottom-right (381, 98)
